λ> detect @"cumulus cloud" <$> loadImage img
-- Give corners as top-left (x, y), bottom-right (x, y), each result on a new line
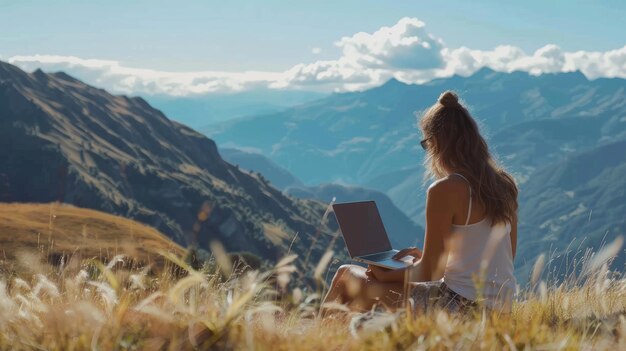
top-left (440, 44), bottom-right (626, 79)
top-left (564, 46), bottom-right (626, 79)
top-left (5, 17), bottom-right (626, 95)
top-left (274, 17), bottom-right (445, 90)
top-left (336, 17), bottom-right (444, 70)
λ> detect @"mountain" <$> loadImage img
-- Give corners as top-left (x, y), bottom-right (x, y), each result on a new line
top-left (207, 69), bottom-right (626, 225)
top-left (516, 139), bottom-right (626, 279)
top-left (219, 147), bottom-right (304, 190)
top-left (217, 147), bottom-right (424, 249)
top-left (207, 76), bottom-right (426, 185)
top-left (146, 89), bottom-right (326, 129)
top-left (0, 61), bottom-right (337, 268)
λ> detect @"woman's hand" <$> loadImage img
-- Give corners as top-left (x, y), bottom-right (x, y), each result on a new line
top-left (392, 247), bottom-right (423, 263)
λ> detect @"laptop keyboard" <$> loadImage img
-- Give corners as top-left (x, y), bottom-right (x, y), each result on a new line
top-left (362, 251), bottom-right (396, 261)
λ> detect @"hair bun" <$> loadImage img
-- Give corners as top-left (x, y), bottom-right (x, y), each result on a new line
top-left (438, 91), bottom-right (461, 108)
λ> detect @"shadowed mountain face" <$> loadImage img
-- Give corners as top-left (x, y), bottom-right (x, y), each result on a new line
top-left (0, 61), bottom-right (336, 266)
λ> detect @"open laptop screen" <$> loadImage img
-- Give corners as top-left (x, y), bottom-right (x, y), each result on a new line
top-left (332, 201), bottom-right (392, 257)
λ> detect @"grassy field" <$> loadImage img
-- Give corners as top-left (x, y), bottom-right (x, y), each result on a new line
top-left (0, 205), bottom-right (625, 350)
top-left (0, 203), bottom-right (185, 275)
top-left (0, 248), bottom-right (625, 350)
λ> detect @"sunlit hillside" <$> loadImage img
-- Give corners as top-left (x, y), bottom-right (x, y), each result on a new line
top-left (0, 203), bottom-right (185, 275)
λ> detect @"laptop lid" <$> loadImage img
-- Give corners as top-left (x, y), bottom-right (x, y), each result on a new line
top-left (332, 201), bottom-right (392, 258)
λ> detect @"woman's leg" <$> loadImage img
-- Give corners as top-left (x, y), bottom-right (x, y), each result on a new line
top-left (322, 264), bottom-right (353, 306)
top-left (322, 264), bottom-right (408, 312)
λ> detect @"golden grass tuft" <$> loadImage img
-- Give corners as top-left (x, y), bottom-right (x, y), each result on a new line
top-left (262, 222), bottom-right (290, 246)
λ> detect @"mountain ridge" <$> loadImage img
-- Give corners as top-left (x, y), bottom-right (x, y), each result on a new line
top-left (207, 66), bottom-right (626, 211)
top-left (0, 60), bottom-right (338, 268)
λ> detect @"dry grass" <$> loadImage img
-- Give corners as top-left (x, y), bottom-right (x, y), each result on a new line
top-left (1, 205), bottom-right (626, 350)
top-left (0, 203), bottom-right (185, 275)
top-left (262, 222), bottom-right (290, 245)
top-left (0, 247), bottom-right (625, 350)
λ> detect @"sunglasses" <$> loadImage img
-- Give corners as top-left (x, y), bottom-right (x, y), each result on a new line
top-left (420, 136), bottom-right (432, 150)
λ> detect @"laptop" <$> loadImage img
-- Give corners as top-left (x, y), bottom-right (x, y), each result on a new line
top-left (332, 201), bottom-right (413, 269)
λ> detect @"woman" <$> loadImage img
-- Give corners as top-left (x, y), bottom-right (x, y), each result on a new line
top-left (322, 91), bottom-right (518, 314)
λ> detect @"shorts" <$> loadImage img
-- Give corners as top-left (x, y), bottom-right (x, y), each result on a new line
top-left (410, 280), bottom-right (477, 314)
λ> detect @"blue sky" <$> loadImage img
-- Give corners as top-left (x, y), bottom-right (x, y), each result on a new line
top-left (1, 0), bottom-right (625, 94)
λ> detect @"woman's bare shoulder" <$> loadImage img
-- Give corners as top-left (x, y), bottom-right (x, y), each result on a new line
top-left (427, 175), bottom-right (467, 195)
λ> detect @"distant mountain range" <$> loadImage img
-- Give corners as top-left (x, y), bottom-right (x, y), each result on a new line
top-left (219, 147), bottom-right (424, 249)
top-left (0, 61), bottom-right (338, 269)
top-left (207, 68), bottom-right (626, 280)
top-left (146, 90), bottom-right (326, 129)
top-left (207, 68), bottom-right (626, 220)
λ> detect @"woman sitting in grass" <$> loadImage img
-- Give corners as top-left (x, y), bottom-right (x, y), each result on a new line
top-left (323, 91), bottom-right (518, 314)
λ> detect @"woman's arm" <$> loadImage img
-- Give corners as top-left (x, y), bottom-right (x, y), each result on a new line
top-left (510, 213), bottom-right (517, 259)
top-left (367, 249), bottom-right (422, 283)
top-left (368, 181), bottom-right (453, 283)
top-left (408, 181), bottom-right (451, 282)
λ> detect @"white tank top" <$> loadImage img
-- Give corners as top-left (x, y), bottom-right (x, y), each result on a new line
top-left (442, 173), bottom-right (517, 312)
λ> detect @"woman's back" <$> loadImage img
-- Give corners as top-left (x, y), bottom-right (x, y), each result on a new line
top-left (442, 173), bottom-right (516, 311)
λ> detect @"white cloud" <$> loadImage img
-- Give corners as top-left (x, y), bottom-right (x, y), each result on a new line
top-left (563, 46), bottom-right (626, 79)
top-left (5, 17), bottom-right (626, 95)
top-left (311, 47), bottom-right (321, 55)
top-left (273, 17), bottom-right (445, 91)
top-left (336, 17), bottom-right (445, 70)
top-left (440, 44), bottom-right (626, 79)
top-left (271, 57), bottom-right (390, 91)
top-left (8, 55), bottom-right (283, 96)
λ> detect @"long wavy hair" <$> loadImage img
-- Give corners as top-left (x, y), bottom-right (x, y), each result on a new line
top-left (419, 91), bottom-right (518, 225)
